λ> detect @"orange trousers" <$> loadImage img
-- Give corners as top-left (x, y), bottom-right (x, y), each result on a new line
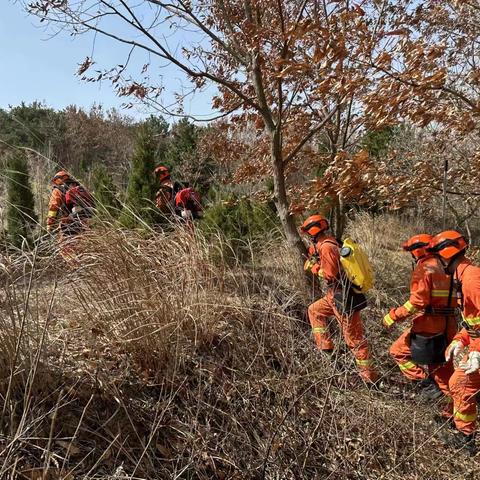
top-left (307, 290), bottom-right (377, 382)
top-left (390, 329), bottom-right (454, 397)
top-left (449, 360), bottom-right (480, 434)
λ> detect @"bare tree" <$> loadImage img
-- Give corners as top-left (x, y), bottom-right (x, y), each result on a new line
top-left (26, 0), bottom-right (391, 254)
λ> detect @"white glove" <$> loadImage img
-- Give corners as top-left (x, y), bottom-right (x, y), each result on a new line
top-left (181, 209), bottom-right (192, 220)
top-left (460, 351), bottom-right (480, 375)
top-left (445, 340), bottom-right (463, 362)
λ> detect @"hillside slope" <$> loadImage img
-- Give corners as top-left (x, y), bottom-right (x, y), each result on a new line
top-left (0, 214), bottom-right (478, 479)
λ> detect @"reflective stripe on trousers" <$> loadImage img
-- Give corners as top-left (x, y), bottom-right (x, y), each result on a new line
top-left (356, 358), bottom-right (372, 367)
top-left (399, 360), bottom-right (417, 372)
top-left (454, 409), bottom-right (477, 423)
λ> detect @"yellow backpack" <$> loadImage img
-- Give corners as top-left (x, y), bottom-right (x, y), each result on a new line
top-left (338, 238), bottom-right (374, 294)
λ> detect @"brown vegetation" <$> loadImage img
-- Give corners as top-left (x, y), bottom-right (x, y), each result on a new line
top-left (0, 214), bottom-right (477, 478)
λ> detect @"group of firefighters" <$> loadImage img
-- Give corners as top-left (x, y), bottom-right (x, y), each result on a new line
top-left (45, 169), bottom-right (480, 455)
top-left (46, 165), bottom-right (202, 257)
top-left (301, 213), bottom-right (480, 455)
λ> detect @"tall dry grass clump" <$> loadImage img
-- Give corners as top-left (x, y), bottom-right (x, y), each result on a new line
top-left (0, 216), bottom-right (476, 478)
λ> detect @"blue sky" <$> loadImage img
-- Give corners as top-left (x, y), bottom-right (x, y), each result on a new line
top-left (1, 1), bottom-right (214, 120)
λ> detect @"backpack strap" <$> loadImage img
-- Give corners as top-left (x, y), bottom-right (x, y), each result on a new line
top-left (311, 238), bottom-right (339, 256)
top-left (52, 184), bottom-right (70, 216)
top-left (444, 274), bottom-right (455, 336)
top-left (53, 184), bottom-right (67, 195)
top-left (156, 183), bottom-right (174, 199)
top-left (317, 238), bottom-right (347, 286)
top-left (319, 238), bottom-right (342, 250)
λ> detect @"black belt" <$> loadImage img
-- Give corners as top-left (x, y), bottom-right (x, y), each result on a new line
top-left (424, 306), bottom-right (457, 316)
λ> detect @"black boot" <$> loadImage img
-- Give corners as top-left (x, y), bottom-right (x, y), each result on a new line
top-left (442, 431), bottom-right (476, 457)
top-left (416, 377), bottom-right (443, 401)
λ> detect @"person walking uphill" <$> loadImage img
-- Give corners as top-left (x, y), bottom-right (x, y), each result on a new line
top-left (383, 234), bottom-right (456, 408)
top-left (429, 230), bottom-right (480, 455)
top-left (302, 214), bottom-right (378, 383)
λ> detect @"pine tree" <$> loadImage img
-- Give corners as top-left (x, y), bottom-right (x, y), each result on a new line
top-left (91, 164), bottom-right (122, 219)
top-left (166, 119), bottom-right (215, 195)
top-left (166, 118), bottom-right (197, 167)
top-left (361, 126), bottom-right (398, 158)
top-left (6, 154), bottom-right (37, 247)
top-left (120, 117), bottom-right (168, 227)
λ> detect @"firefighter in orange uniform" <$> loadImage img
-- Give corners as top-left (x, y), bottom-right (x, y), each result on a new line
top-left (383, 234), bottom-right (456, 407)
top-left (154, 166), bottom-right (175, 213)
top-left (429, 230), bottom-right (479, 455)
top-left (302, 214), bottom-right (377, 383)
top-left (46, 171), bottom-right (75, 234)
top-left (47, 170), bottom-right (92, 263)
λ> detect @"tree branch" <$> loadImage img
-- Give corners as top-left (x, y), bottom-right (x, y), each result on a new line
top-left (244, 0), bottom-right (276, 131)
top-left (283, 104), bottom-right (340, 166)
top-left (147, 0), bottom-right (248, 66)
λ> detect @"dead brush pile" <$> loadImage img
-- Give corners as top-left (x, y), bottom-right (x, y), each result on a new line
top-left (0, 216), bottom-right (477, 479)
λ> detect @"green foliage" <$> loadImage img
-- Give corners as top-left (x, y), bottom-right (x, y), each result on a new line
top-left (361, 126), bottom-right (397, 158)
top-left (6, 154), bottom-right (37, 246)
top-left (201, 196), bottom-right (280, 261)
top-left (166, 120), bottom-right (216, 195)
top-left (120, 117), bottom-right (168, 227)
top-left (0, 102), bottom-right (63, 151)
top-left (91, 164), bottom-right (122, 218)
top-left (143, 115), bottom-right (169, 153)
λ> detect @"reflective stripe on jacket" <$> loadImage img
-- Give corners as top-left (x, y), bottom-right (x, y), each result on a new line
top-left (47, 187), bottom-right (68, 228)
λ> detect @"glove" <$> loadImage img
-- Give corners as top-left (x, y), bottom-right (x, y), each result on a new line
top-left (445, 339), bottom-right (463, 362)
top-left (181, 209), bottom-right (193, 220)
top-left (460, 351), bottom-right (480, 375)
top-left (304, 258), bottom-right (316, 272)
top-left (383, 309), bottom-right (397, 328)
top-left (311, 264), bottom-right (324, 278)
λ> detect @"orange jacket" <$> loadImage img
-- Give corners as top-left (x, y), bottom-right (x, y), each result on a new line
top-left (306, 236), bottom-right (341, 286)
top-left (453, 259), bottom-right (480, 352)
top-left (47, 187), bottom-right (69, 230)
top-left (386, 255), bottom-right (456, 335)
top-left (155, 180), bottom-right (174, 211)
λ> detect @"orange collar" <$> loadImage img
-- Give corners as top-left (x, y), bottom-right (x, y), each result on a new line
top-left (455, 258), bottom-right (473, 281)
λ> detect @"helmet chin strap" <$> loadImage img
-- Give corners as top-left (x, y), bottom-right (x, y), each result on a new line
top-left (445, 254), bottom-right (463, 275)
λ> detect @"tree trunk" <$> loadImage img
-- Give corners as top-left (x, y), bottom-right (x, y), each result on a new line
top-left (329, 194), bottom-right (346, 239)
top-left (270, 130), bottom-right (306, 258)
top-left (334, 193), bottom-right (346, 239)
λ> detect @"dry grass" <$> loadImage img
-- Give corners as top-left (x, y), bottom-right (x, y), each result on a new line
top-left (0, 214), bottom-right (478, 479)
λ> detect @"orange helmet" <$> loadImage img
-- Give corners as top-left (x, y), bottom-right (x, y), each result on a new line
top-left (402, 234), bottom-right (432, 260)
top-left (154, 165), bottom-right (170, 182)
top-left (51, 170), bottom-right (71, 186)
top-left (428, 230), bottom-right (468, 260)
top-left (300, 214), bottom-right (329, 238)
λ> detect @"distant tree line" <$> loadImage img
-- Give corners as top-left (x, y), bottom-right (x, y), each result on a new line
top-left (0, 102), bottom-right (216, 245)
